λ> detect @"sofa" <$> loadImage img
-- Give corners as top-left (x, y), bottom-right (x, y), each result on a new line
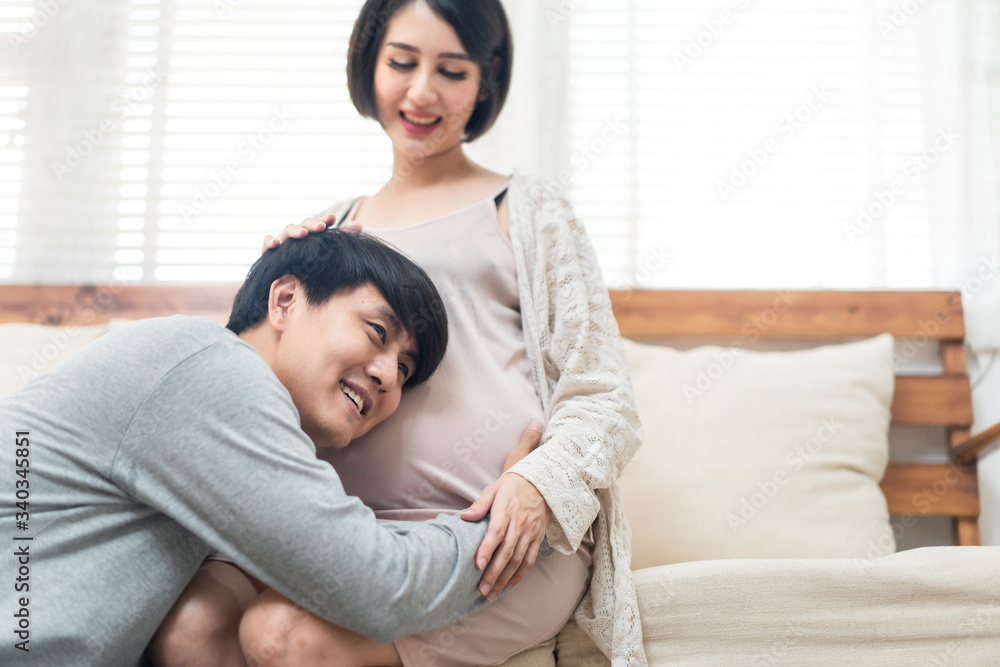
top-left (2, 284), bottom-right (999, 665)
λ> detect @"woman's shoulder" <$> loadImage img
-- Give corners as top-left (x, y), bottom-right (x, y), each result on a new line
top-left (313, 198), bottom-right (361, 225)
top-left (509, 170), bottom-right (577, 227)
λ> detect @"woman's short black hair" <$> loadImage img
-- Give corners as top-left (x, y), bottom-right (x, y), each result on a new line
top-left (227, 229), bottom-right (448, 388)
top-left (347, 0), bottom-right (513, 143)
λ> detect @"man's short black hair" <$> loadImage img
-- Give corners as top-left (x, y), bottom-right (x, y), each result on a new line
top-left (347, 0), bottom-right (513, 143)
top-left (227, 229), bottom-right (448, 388)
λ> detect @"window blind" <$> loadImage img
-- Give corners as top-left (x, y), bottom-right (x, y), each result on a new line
top-left (1, 0), bottom-right (993, 286)
top-left (565, 0), bottom-right (972, 290)
top-left (122, 0), bottom-right (388, 282)
top-left (0, 0), bottom-right (31, 280)
top-left (2, 0), bottom-right (388, 283)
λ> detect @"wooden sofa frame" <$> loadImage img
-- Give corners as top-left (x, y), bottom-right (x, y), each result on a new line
top-left (2, 285), bottom-right (998, 546)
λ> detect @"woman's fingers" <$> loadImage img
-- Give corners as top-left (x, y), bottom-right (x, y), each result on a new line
top-left (502, 421), bottom-right (543, 472)
top-left (464, 423), bottom-right (549, 599)
top-left (490, 533), bottom-right (534, 595)
top-left (475, 507), bottom-right (511, 585)
top-left (461, 480), bottom-right (499, 523)
top-left (478, 522), bottom-right (516, 599)
top-left (473, 474), bottom-right (550, 598)
top-left (260, 215), bottom-right (339, 253)
top-left (503, 537), bottom-right (542, 591)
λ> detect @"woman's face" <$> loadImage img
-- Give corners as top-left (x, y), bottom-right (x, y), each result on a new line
top-left (373, 0), bottom-right (483, 161)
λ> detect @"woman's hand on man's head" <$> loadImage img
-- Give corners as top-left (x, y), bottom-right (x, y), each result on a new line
top-left (261, 213), bottom-right (362, 253)
top-left (461, 421), bottom-right (551, 601)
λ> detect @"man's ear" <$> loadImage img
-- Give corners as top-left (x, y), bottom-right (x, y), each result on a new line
top-left (267, 275), bottom-right (301, 334)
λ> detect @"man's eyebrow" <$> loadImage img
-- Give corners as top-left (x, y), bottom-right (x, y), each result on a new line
top-left (377, 304), bottom-right (419, 374)
top-left (386, 42), bottom-right (473, 61)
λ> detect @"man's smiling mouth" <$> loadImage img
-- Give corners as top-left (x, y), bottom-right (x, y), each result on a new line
top-left (340, 381), bottom-right (364, 413)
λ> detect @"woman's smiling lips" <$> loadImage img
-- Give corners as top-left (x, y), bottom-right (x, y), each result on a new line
top-left (400, 109), bottom-right (442, 135)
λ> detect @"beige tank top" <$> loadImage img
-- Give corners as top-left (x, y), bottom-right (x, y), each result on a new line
top-left (317, 181), bottom-right (546, 520)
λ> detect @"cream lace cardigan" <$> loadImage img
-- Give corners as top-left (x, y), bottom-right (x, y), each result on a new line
top-left (323, 171), bottom-right (646, 666)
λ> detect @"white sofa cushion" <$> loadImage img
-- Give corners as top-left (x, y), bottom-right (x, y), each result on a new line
top-left (556, 546), bottom-right (1000, 665)
top-left (620, 334), bottom-right (895, 568)
top-left (0, 321), bottom-right (128, 396)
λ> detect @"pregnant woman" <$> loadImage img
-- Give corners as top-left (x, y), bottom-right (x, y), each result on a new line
top-left (243, 1), bottom-right (645, 665)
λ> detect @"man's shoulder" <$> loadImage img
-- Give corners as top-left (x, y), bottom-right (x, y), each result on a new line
top-left (84, 316), bottom-right (261, 383)
top-left (100, 315), bottom-right (234, 355)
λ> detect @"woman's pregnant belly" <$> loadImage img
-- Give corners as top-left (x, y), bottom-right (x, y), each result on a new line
top-left (317, 334), bottom-right (545, 521)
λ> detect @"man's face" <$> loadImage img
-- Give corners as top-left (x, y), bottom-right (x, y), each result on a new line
top-left (272, 283), bottom-right (417, 448)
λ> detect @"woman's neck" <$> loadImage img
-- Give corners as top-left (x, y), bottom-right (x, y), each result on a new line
top-left (388, 142), bottom-right (477, 193)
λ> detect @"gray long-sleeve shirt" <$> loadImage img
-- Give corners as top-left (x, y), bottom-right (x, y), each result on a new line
top-left (0, 316), bottom-right (490, 666)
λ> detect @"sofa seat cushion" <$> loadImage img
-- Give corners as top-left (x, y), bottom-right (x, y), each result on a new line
top-left (555, 546), bottom-right (1000, 665)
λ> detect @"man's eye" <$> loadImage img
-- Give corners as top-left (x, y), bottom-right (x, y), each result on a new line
top-left (389, 59), bottom-right (415, 71)
top-left (371, 323), bottom-right (386, 343)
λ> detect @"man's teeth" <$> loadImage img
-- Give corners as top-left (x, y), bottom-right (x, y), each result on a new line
top-left (402, 112), bottom-right (439, 126)
top-left (340, 382), bottom-right (363, 412)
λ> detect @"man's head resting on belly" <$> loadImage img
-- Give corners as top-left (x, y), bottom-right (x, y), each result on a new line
top-left (228, 228), bottom-right (448, 449)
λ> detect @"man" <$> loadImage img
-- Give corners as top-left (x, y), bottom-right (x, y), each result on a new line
top-left (0, 230), bottom-right (524, 666)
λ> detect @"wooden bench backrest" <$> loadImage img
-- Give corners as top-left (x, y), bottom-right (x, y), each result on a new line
top-left (609, 289), bottom-right (979, 546)
top-left (0, 285), bottom-right (981, 545)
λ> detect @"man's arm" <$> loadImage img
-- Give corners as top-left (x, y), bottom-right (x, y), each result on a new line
top-left (114, 341), bottom-right (489, 642)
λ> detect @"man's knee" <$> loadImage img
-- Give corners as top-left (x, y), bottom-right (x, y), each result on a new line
top-left (150, 594), bottom-right (240, 667)
top-left (240, 594), bottom-right (307, 667)
top-left (240, 594), bottom-right (361, 667)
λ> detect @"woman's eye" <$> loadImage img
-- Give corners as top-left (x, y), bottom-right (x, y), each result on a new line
top-left (388, 59), bottom-right (415, 71)
top-left (370, 323), bottom-right (386, 343)
top-left (398, 362), bottom-right (410, 378)
top-left (440, 69), bottom-right (467, 81)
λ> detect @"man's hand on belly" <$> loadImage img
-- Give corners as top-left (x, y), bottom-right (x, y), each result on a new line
top-left (461, 422), bottom-right (551, 601)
